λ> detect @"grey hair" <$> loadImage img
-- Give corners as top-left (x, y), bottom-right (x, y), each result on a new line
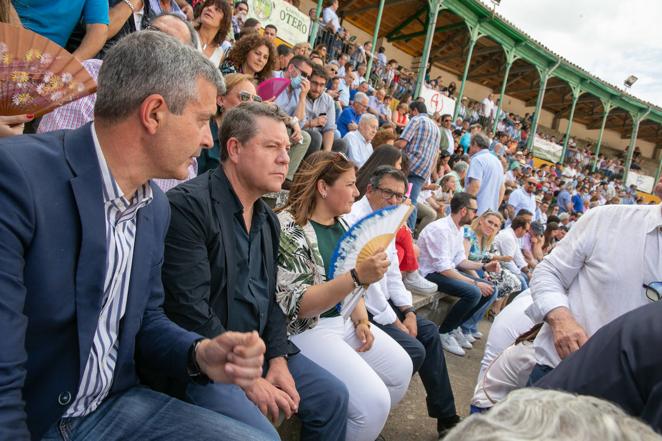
top-left (368, 165), bottom-right (407, 191)
top-left (359, 113), bottom-right (378, 126)
top-left (95, 31), bottom-right (224, 122)
top-left (220, 102), bottom-right (290, 161)
top-left (353, 92), bottom-right (369, 104)
top-left (444, 388), bottom-right (662, 441)
top-left (151, 12), bottom-right (198, 48)
top-left (471, 132), bottom-right (490, 150)
top-left (453, 160), bottom-right (469, 174)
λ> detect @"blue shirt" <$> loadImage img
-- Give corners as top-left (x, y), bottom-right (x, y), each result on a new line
top-left (571, 194), bottom-right (585, 213)
top-left (557, 190), bottom-right (571, 213)
top-left (14, 0), bottom-right (109, 47)
top-left (337, 107), bottom-right (361, 137)
top-left (400, 114), bottom-right (441, 179)
top-left (466, 149), bottom-right (505, 214)
top-left (459, 132), bottom-right (471, 153)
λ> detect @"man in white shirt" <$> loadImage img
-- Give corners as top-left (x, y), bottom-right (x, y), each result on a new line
top-left (508, 178), bottom-right (538, 220)
top-left (466, 133), bottom-right (506, 214)
top-left (418, 193), bottom-right (500, 356)
top-left (526, 203), bottom-right (662, 384)
top-left (344, 113), bottom-right (377, 167)
top-left (480, 94), bottom-right (494, 127)
top-left (321, 0), bottom-right (340, 33)
top-left (493, 216), bottom-right (531, 288)
top-left (344, 166), bottom-right (460, 436)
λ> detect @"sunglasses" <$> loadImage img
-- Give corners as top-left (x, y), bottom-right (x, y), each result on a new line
top-left (292, 64), bottom-right (310, 80)
top-left (238, 91), bottom-right (262, 102)
top-left (643, 282), bottom-right (662, 302)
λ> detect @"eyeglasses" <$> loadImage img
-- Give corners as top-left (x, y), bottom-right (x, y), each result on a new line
top-left (376, 187), bottom-right (406, 202)
top-left (466, 206), bottom-right (478, 213)
top-left (643, 282), bottom-right (662, 302)
top-left (145, 24), bottom-right (164, 33)
top-left (238, 91), bottom-right (262, 102)
top-left (291, 64), bottom-right (310, 80)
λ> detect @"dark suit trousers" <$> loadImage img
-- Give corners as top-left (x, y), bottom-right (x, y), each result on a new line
top-left (371, 303), bottom-right (457, 419)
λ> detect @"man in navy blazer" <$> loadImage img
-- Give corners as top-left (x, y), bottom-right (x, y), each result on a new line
top-left (0, 31), bottom-right (272, 441)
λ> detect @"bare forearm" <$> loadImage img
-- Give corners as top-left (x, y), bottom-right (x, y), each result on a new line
top-left (297, 273), bottom-right (355, 318)
top-left (322, 131), bottom-right (334, 151)
top-left (108, 1), bottom-right (139, 38)
top-left (72, 24), bottom-right (108, 60)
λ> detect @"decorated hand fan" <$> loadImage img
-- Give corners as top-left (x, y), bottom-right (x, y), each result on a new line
top-left (329, 204), bottom-right (414, 318)
top-left (0, 23), bottom-right (97, 117)
top-left (257, 77), bottom-right (290, 101)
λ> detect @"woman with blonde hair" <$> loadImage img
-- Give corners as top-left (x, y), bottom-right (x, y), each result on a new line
top-left (460, 211), bottom-right (522, 342)
top-left (276, 151), bottom-right (412, 441)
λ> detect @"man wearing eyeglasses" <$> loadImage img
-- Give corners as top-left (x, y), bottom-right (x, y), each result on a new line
top-left (525, 194), bottom-right (662, 385)
top-left (337, 91), bottom-right (368, 137)
top-left (437, 114), bottom-right (454, 155)
top-left (303, 65), bottom-right (348, 154)
top-left (418, 193), bottom-right (500, 357)
top-left (345, 166), bottom-right (461, 438)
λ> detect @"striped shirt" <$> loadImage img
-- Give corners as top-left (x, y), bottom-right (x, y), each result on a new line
top-left (63, 124), bottom-right (153, 418)
top-left (400, 113), bottom-right (441, 179)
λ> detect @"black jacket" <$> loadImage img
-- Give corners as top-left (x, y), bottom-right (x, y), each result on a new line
top-left (162, 167), bottom-right (295, 361)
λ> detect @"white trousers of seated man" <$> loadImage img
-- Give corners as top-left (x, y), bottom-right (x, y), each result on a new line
top-left (290, 315), bottom-right (413, 441)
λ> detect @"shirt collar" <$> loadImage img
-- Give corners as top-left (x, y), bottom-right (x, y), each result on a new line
top-left (218, 166), bottom-right (267, 220)
top-left (91, 123), bottom-right (153, 209)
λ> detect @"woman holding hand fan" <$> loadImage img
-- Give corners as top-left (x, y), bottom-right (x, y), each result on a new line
top-left (276, 151), bottom-right (413, 441)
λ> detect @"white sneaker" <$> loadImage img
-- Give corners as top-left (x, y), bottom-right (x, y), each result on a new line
top-left (472, 331), bottom-right (484, 340)
top-left (452, 328), bottom-right (473, 349)
top-left (439, 333), bottom-right (465, 356)
top-left (403, 271), bottom-right (438, 295)
top-left (463, 332), bottom-right (476, 343)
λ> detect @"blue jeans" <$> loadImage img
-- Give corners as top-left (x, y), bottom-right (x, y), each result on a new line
top-left (425, 272), bottom-right (493, 334)
top-left (41, 386), bottom-right (275, 441)
top-left (460, 287), bottom-right (498, 334)
top-left (187, 353), bottom-right (349, 441)
top-left (372, 308), bottom-right (457, 420)
top-left (527, 363), bottom-right (554, 386)
top-left (407, 174), bottom-right (426, 230)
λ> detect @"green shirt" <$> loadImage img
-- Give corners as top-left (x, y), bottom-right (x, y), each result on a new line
top-left (310, 220), bottom-right (346, 318)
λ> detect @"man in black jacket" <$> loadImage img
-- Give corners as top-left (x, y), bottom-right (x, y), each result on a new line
top-left (162, 103), bottom-right (349, 441)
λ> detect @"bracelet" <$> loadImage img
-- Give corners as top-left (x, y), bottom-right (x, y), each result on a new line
top-left (350, 268), bottom-right (363, 287)
top-left (353, 318), bottom-right (371, 329)
top-left (123, 0), bottom-right (135, 12)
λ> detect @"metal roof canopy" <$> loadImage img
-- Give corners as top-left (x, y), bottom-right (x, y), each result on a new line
top-left (339, 0), bottom-right (662, 148)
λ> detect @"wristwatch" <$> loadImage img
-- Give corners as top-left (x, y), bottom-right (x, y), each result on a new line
top-left (187, 339), bottom-right (211, 385)
top-left (401, 306), bottom-right (416, 317)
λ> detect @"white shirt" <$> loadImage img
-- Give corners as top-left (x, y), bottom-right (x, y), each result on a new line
top-left (527, 204), bottom-right (662, 368)
top-left (466, 149), bottom-right (505, 214)
top-left (471, 342), bottom-right (536, 409)
top-left (344, 197), bottom-right (413, 325)
top-left (418, 216), bottom-right (466, 277)
top-left (508, 188), bottom-right (537, 218)
top-left (480, 97), bottom-right (493, 117)
top-left (493, 228), bottom-right (527, 275)
top-left (478, 290), bottom-right (535, 380)
top-left (322, 7), bottom-right (340, 32)
top-left (344, 130), bottom-right (373, 167)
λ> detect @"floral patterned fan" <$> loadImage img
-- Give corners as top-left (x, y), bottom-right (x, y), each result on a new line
top-left (0, 23), bottom-right (96, 117)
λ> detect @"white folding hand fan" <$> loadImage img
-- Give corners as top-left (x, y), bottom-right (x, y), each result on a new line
top-left (328, 204), bottom-right (414, 318)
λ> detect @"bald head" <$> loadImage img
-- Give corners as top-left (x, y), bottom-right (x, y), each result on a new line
top-left (150, 14), bottom-right (195, 47)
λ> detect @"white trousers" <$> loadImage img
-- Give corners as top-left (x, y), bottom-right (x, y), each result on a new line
top-left (290, 316), bottom-right (413, 441)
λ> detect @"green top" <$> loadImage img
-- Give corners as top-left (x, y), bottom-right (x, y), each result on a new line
top-left (310, 219), bottom-right (346, 318)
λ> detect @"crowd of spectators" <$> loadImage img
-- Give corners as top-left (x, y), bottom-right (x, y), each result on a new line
top-left (1, 0), bottom-right (661, 440)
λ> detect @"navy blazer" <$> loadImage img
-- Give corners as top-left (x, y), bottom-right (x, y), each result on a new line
top-left (0, 124), bottom-right (200, 440)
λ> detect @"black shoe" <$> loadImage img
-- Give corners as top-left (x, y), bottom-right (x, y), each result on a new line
top-left (375, 435), bottom-right (386, 441)
top-left (437, 414), bottom-right (461, 438)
